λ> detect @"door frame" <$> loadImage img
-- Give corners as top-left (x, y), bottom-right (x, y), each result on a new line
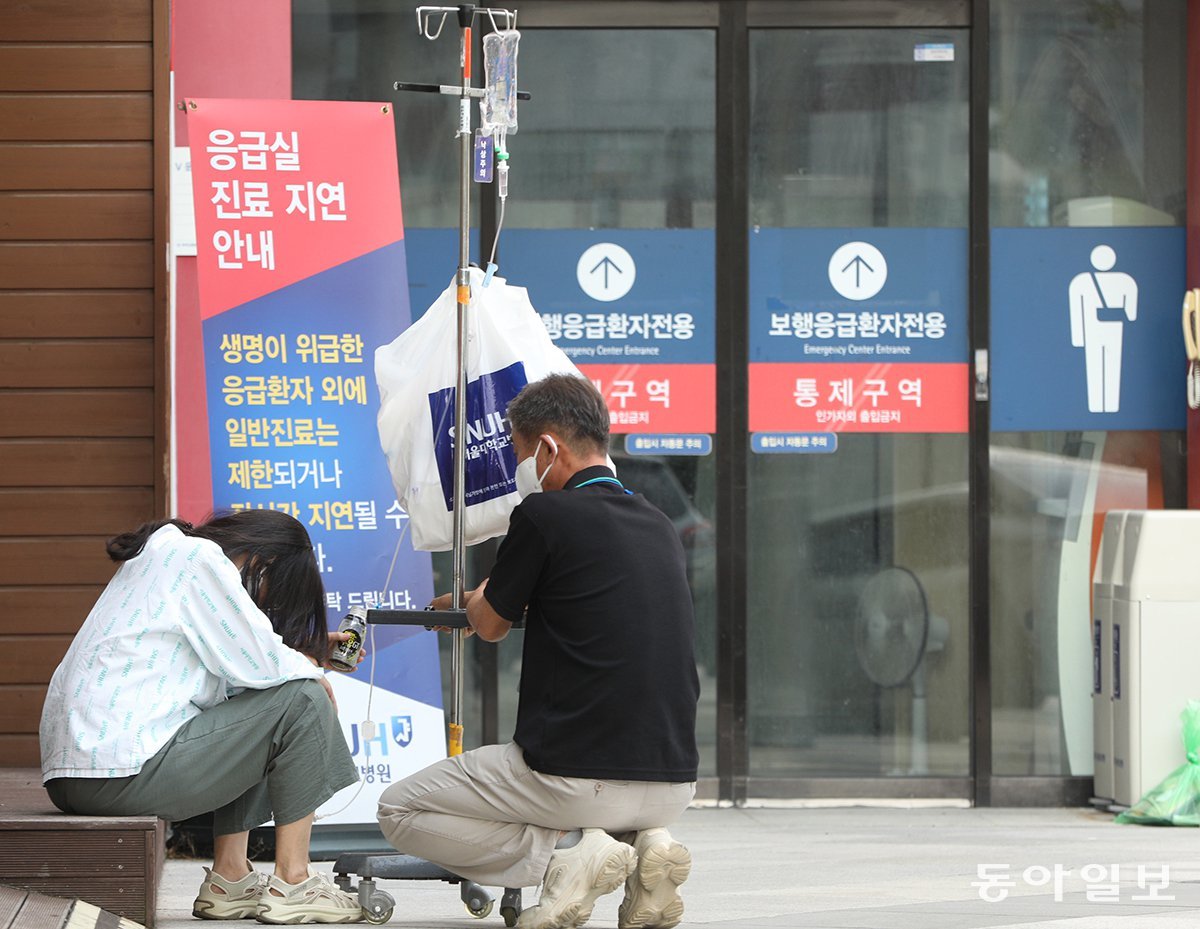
top-left (501, 0), bottom-right (1094, 807)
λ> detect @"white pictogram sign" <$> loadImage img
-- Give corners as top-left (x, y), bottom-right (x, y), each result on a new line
top-left (828, 241), bottom-right (887, 301)
top-left (577, 243), bottom-right (636, 302)
top-left (1069, 245), bottom-right (1138, 413)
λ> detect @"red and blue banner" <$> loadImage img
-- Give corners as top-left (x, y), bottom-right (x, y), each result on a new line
top-left (186, 98), bottom-right (442, 824)
top-left (749, 228), bottom-right (969, 436)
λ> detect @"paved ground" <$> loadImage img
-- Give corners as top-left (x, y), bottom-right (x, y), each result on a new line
top-left (155, 805), bottom-right (1200, 929)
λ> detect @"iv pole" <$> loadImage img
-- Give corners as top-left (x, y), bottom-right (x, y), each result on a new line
top-left (331, 6), bottom-right (528, 926)
top-left (374, 3), bottom-right (526, 755)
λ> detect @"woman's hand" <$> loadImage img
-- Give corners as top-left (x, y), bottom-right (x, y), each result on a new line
top-left (326, 630), bottom-right (367, 670)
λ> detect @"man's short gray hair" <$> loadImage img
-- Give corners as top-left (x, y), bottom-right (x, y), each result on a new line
top-left (506, 374), bottom-right (610, 455)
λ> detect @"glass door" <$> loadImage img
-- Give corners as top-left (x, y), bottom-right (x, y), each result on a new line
top-left (746, 28), bottom-right (972, 790)
top-left (986, 0), bottom-right (1187, 801)
top-left (494, 26), bottom-right (720, 783)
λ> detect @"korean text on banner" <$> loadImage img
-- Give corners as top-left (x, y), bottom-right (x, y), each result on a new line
top-left (185, 98), bottom-right (441, 827)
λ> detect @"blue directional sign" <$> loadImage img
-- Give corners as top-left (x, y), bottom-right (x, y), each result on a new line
top-left (991, 227), bottom-right (1185, 432)
top-left (749, 227), bottom-right (968, 364)
top-left (500, 229), bottom-right (715, 365)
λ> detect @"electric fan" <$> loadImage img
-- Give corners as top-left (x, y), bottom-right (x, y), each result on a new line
top-left (854, 566), bottom-right (948, 775)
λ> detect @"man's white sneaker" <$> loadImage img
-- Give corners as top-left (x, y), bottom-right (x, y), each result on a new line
top-left (518, 828), bottom-right (637, 929)
top-left (618, 828), bottom-right (692, 929)
top-left (255, 869), bottom-right (363, 924)
top-left (193, 866), bottom-right (268, 920)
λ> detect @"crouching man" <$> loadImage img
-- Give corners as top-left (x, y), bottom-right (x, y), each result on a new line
top-left (378, 374), bottom-right (700, 929)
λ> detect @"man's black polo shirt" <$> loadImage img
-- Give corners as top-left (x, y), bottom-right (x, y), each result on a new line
top-left (484, 465), bottom-right (700, 782)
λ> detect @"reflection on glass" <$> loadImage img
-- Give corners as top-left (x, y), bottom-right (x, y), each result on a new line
top-left (988, 0), bottom-right (1187, 776)
top-left (749, 438), bottom-right (971, 777)
top-left (488, 29), bottom-right (718, 777)
top-left (508, 30), bottom-right (715, 230)
top-left (294, 1), bottom-right (470, 228)
top-left (990, 0), bottom-right (1185, 227)
top-left (751, 31), bottom-right (968, 228)
top-left (989, 433), bottom-right (1183, 774)
top-left (748, 30), bottom-right (970, 779)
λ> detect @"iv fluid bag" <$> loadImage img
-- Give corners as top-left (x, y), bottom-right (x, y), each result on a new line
top-left (481, 29), bottom-right (520, 135)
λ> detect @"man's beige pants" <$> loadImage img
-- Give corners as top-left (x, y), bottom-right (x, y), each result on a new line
top-left (376, 741), bottom-right (695, 887)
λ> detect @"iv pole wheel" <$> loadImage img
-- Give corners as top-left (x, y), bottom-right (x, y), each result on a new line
top-left (461, 881), bottom-right (494, 918)
top-left (361, 889), bottom-right (395, 924)
top-left (499, 886), bottom-right (522, 928)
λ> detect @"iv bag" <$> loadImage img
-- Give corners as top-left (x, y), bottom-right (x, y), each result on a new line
top-left (480, 29), bottom-right (520, 135)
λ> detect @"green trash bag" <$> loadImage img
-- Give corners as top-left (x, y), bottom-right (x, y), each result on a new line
top-left (1117, 701), bottom-right (1200, 826)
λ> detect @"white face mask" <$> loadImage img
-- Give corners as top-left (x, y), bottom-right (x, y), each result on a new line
top-left (515, 437), bottom-right (558, 498)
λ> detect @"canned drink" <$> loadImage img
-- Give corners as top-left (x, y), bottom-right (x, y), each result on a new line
top-left (328, 606), bottom-right (367, 672)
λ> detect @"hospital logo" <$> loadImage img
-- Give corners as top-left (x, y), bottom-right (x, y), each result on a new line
top-left (392, 715), bottom-right (413, 748)
top-left (349, 715), bottom-right (415, 755)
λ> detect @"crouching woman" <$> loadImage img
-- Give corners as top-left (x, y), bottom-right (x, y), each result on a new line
top-left (39, 511), bottom-right (363, 924)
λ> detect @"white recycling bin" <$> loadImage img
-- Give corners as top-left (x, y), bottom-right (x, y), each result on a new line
top-left (1091, 510), bottom-right (1128, 804)
top-left (1111, 511), bottom-right (1200, 808)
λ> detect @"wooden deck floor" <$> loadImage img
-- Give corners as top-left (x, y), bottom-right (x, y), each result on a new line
top-left (0, 884), bottom-right (71, 929)
top-left (0, 770), bottom-right (161, 927)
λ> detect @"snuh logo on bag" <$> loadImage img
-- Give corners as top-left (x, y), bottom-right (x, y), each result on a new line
top-left (375, 269), bottom-right (584, 550)
top-left (428, 360), bottom-right (528, 511)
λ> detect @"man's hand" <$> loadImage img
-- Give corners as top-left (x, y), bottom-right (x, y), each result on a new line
top-left (429, 591), bottom-right (455, 611)
top-left (427, 589), bottom-right (476, 637)
top-left (427, 582), bottom-right (512, 642)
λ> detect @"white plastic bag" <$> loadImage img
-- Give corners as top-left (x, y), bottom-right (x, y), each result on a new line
top-left (376, 268), bottom-right (583, 551)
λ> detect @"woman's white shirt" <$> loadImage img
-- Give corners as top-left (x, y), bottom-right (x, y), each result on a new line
top-left (40, 524), bottom-right (322, 781)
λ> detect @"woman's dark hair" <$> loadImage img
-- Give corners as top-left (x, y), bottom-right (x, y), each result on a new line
top-left (507, 373), bottom-right (610, 454)
top-left (107, 511), bottom-right (329, 662)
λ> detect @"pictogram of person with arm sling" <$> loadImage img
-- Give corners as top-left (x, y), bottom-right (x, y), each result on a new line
top-left (1070, 244), bottom-right (1138, 413)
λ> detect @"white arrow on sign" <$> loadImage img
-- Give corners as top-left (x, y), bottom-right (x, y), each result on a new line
top-left (828, 241), bottom-right (887, 301)
top-left (577, 243), bottom-right (636, 302)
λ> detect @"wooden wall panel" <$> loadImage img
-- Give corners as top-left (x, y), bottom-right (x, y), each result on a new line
top-left (0, 192), bottom-right (154, 240)
top-left (0, 688), bottom-right (47, 733)
top-left (0, 341), bottom-right (154, 388)
top-left (0, 440), bottom-right (154, 486)
top-left (1, 0), bottom-right (151, 42)
top-left (0, 143), bottom-right (152, 190)
top-left (0, 95), bottom-right (152, 142)
top-left (0, 243), bottom-right (154, 289)
top-left (0, 737), bottom-right (38, 768)
top-left (0, 489), bottom-right (154, 536)
top-left (0, 638), bottom-right (72, 685)
top-left (0, 0), bottom-right (165, 767)
top-left (0, 391), bottom-right (153, 438)
top-left (0, 588), bottom-right (107, 633)
top-left (0, 292), bottom-right (153, 339)
top-left (0, 44), bottom-right (152, 92)
top-left (0, 540), bottom-right (116, 586)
